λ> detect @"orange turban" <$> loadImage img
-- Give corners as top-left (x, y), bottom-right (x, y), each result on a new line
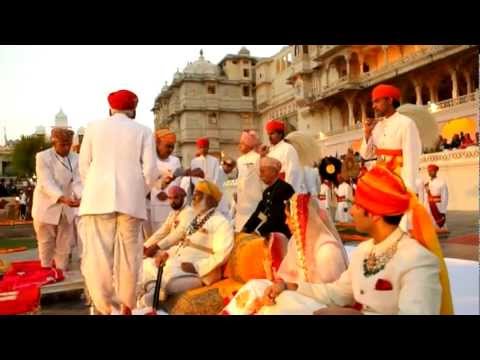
top-left (195, 180), bottom-right (222, 202)
top-left (355, 165), bottom-right (454, 315)
top-left (196, 137), bottom-right (209, 148)
top-left (427, 164), bottom-right (439, 172)
top-left (371, 84), bottom-right (401, 102)
top-left (155, 129), bottom-right (176, 144)
top-left (265, 119), bottom-right (285, 134)
top-left (108, 89), bottom-right (138, 110)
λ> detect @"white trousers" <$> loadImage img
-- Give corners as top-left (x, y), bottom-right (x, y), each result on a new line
top-left (34, 214), bottom-right (73, 270)
top-left (79, 212), bottom-right (142, 315)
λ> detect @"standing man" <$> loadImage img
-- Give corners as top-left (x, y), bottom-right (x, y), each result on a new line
top-left (235, 130), bottom-right (264, 232)
top-left (360, 84), bottom-right (422, 230)
top-left (150, 129), bottom-right (182, 232)
top-left (79, 89), bottom-right (159, 315)
top-left (334, 174), bottom-right (353, 224)
top-left (318, 179), bottom-right (331, 213)
top-left (217, 156), bottom-right (237, 221)
top-left (190, 137), bottom-right (220, 186)
top-left (243, 157), bottom-right (295, 239)
top-left (32, 128), bottom-right (82, 271)
top-left (424, 164), bottom-right (449, 230)
top-left (265, 119), bottom-right (304, 193)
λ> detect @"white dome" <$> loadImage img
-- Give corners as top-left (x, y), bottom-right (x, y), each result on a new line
top-left (77, 126), bottom-right (85, 135)
top-left (34, 126), bottom-right (46, 135)
top-left (161, 81), bottom-right (169, 92)
top-left (55, 108), bottom-right (68, 128)
top-left (173, 69), bottom-right (183, 81)
top-left (238, 46), bottom-right (250, 56)
top-left (183, 50), bottom-right (219, 76)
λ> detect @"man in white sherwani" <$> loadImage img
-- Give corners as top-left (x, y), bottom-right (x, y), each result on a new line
top-left (235, 130), bottom-right (264, 232)
top-left (359, 84), bottom-right (421, 231)
top-left (318, 179), bottom-right (331, 212)
top-left (79, 89), bottom-right (159, 315)
top-left (190, 137), bottom-right (220, 186)
top-left (32, 128), bottom-right (82, 271)
top-left (424, 164), bottom-right (449, 230)
top-left (265, 119), bottom-right (304, 193)
top-left (149, 180), bottom-right (234, 303)
top-left (149, 129), bottom-right (182, 232)
top-left (260, 166), bottom-right (453, 315)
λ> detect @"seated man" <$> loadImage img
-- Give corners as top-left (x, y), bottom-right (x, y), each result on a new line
top-left (242, 157), bottom-right (295, 239)
top-left (241, 166), bottom-right (454, 315)
top-left (143, 186), bottom-right (194, 257)
top-left (141, 180), bottom-right (234, 307)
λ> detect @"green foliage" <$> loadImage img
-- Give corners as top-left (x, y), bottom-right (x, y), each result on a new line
top-left (11, 136), bottom-right (50, 177)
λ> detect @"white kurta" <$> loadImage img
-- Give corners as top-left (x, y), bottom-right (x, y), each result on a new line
top-left (79, 113), bottom-right (159, 220)
top-left (318, 183), bottom-right (331, 210)
top-left (334, 182), bottom-right (353, 223)
top-left (190, 155), bottom-right (220, 186)
top-left (150, 155), bottom-right (182, 230)
top-left (155, 210), bottom-right (234, 291)
top-left (235, 150), bottom-right (264, 232)
top-left (296, 228), bottom-right (442, 315)
top-left (424, 177), bottom-right (449, 229)
top-left (304, 166), bottom-right (320, 196)
top-left (144, 205), bottom-right (195, 250)
top-left (268, 140), bottom-right (304, 193)
top-left (359, 112), bottom-right (422, 196)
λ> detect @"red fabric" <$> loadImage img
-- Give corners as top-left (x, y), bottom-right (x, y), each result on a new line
top-left (427, 195), bottom-right (446, 228)
top-left (2, 260), bottom-right (64, 289)
top-left (375, 278), bottom-right (393, 291)
top-left (355, 166), bottom-right (410, 216)
top-left (350, 302), bottom-right (364, 311)
top-left (196, 137), bottom-right (209, 148)
top-left (375, 148), bottom-right (403, 157)
top-left (0, 284), bottom-right (40, 315)
top-left (108, 89), bottom-right (138, 110)
top-left (265, 119), bottom-right (285, 134)
top-left (371, 84), bottom-right (401, 101)
top-left (427, 164), bottom-right (439, 172)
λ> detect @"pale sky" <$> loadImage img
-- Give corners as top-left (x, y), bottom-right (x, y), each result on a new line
top-left (0, 45), bottom-right (283, 144)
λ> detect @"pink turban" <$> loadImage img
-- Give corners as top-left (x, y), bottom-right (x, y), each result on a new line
top-left (167, 185), bottom-right (186, 198)
top-left (240, 130), bottom-right (259, 148)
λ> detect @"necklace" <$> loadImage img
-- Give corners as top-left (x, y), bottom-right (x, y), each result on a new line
top-left (363, 231), bottom-right (404, 277)
top-left (185, 208), bottom-right (215, 236)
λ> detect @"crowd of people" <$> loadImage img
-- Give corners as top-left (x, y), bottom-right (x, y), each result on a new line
top-left (29, 84), bottom-right (455, 315)
top-left (437, 132), bottom-right (477, 151)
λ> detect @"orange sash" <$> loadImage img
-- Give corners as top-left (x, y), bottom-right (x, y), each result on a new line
top-left (375, 148), bottom-right (403, 173)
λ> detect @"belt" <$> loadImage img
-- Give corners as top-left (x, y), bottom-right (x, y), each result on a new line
top-left (336, 196), bottom-right (346, 202)
top-left (375, 148), bottom-right (403, 172)
top-left (318, 195), bottom-right (326, 201)
top-left (428, 195), bottom-right (441, 203)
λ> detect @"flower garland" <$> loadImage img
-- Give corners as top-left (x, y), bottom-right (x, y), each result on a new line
top-left (290, 194), bottom-right (310, 283)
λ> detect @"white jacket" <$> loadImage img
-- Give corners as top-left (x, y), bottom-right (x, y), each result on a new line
top-left (79, 114), bottom-right (159, 220)
top-left (190, 155), bottom-right (220, 185)
top-left (268, 140), bottom-right (304, 193)
top-left (32, 148), bottom-right (82, 225)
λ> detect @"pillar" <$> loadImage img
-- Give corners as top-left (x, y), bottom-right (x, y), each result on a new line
top-left (346, 97), bottom-right (354, 128)
top-left (450, 70), bottom-right (458, 99)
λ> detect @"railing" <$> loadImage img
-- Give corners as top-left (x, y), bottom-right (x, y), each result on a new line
top-left (433, 91), bottom-right (479, 111)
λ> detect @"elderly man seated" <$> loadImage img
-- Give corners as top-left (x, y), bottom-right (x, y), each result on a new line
top-left (140, 180), bottom-right (234, 307)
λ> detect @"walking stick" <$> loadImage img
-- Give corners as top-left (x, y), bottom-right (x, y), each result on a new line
top-left (151, 263), bottom-right (164, 311)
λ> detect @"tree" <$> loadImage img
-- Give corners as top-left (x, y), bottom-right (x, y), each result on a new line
top-left (11, 135), bottom-right (50, 178)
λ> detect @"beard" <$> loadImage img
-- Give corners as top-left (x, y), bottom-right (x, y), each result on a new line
top-left (171, 201), bottom-right (184, 211)
top-left (193, 197), bottom-right (208, 215)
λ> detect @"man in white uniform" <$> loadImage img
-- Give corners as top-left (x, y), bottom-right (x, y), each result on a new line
top-left (424, 164), bottom-right (449, 230)
top-left (235, 130), bottom-right (264, 232)
top-left (265, 119), bottom-right (304, 193)
top-left (261, 166), bottom-right (453, 315)
top-left (359, 84), bottom-right (422, 230)
top-left (149, 129), bottom-right (182, 232)
top-left (318, 179), bottom-right (331, 213)
top-left (149, 180), bottom-right (234, 303)
top-left (335, 175), bottom-right (353, 223)
top-left (79, 89), bottom-right (159, 315)
top-left (216, 156), bottom-right (236, 221)
top-left (32, 128), bottom-right (82, 271)
top-left (190, 137), bottom-right (220, 186)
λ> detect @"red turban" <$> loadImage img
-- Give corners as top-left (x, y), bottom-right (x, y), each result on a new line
top-left (108, 89), bottom-right (138, 111)
top-left (355, 165), bottom-right (410, 216)
top-left (265, 119), bottom-right (285, 134)
top-left (371, 84), bottom-right (401, 102)
top-left (427, 164), bottom-right (439, 172)
top-left (167, 185), bottom-right (186, 198)
top-left (196, 137), bottom-right (209, 148)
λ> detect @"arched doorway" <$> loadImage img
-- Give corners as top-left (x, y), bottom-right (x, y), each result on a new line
top-left (437, 74), bottom-right (453, 101)
top-left (403, 81), bottom-right (417, 104)
top-left (458, 72), bottom-right (468, 97)
top-left (353, 98), bottom-right (362, 124)
top-left (330, 98), bottom-right (349, 130)
top-left (329, 56), bottom-right (347, 83)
